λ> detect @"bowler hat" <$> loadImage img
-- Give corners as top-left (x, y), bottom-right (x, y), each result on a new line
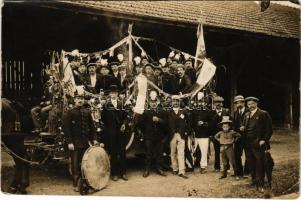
top-left (245, 96), bottom-right (259, 102)
top-left (234, 95), bottom-right (245, 103)
top-left (218, 116), bottom-right (232, 125)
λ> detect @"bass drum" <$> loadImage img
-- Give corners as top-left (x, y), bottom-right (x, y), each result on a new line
top-left (81, 146), bottom-right (110, 190)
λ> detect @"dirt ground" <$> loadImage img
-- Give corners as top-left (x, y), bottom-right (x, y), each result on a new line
top-left (1, 129), bottom-right (299, 198)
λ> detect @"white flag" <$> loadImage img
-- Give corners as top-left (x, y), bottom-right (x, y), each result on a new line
top-left (133, 74), bottom-right (148, 114)
top-left (192, 58), bottom-right (216, 96)
top-left (194, 23), bottom-right (206, 70)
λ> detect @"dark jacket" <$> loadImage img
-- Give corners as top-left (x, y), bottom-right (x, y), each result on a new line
top-left (185, 68), bottom-right (197, 84)
top-left (167, 109), bottom-right (190, 139)
top-left (101, 100), bottom-right (127, 151)
top-left (118, 74), bottom-right (134, 93)
top-left (212, 108), bottom-right (230, 136)
top-left (161, 73), bottom-right (177, 95)
top-left (176, 74), bottom-right (192, 93)
top-left (63, 106), bottom-right (96, 148)
top-left (191, 109), bottom-right (214, 138)
top-left (233, 107), bottom-right (249, 133)
top-left (242, 108), bottom-right (273, 148)
top-left (95, 74), bottom-right (118, 94)
top-left (139, 107), bottom-right (166, 140)
top-left (86, 74), bottom-right (102, 94)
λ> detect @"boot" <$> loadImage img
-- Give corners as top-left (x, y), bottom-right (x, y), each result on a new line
top-left (219, 171), bottom-right (227, 179)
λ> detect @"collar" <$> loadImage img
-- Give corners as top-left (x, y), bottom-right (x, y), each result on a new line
top-left (173, 107), bottom-right (180, 113)
top-left (250, 108), bottom-right (258, 116)
top-left (216, 108), bottom-right (222, 113)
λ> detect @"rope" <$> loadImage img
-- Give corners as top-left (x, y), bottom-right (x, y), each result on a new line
top-left (1, 142), bottom-right (40, 165)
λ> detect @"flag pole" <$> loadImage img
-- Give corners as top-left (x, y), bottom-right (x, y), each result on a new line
top-left (128, 23), bottom-right (133, 74)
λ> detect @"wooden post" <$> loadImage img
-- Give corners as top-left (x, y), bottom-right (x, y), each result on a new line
top-left (128, 23), bottom-right (133, 74)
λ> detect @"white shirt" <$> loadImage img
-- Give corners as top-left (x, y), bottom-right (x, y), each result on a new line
top-left (250, 108), bottom-right (258, 117)
top-left (111, 99), bottom-right (117, 109)
top-left (90, 74), bottom-right (97, 87)
top-left (216, 108), bottom-right (222, 116)
top-left (239, 107), bottom-right (245, 115)
top-left (173, 107), bottom-right (179, 115)
top-left (113, 71), bottom-right (119, 78)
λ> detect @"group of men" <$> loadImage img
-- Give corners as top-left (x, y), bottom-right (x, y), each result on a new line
top-left (32, 50), bottom-right (273, 195)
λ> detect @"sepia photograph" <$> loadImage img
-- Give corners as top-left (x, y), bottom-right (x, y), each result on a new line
top-left (0, 0), bottom-right (300, 199)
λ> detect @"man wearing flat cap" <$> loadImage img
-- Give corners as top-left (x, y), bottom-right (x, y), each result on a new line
top-left (233, 95), bottom-right (249, 177)
top-left (211, 96), bottom-right (230, 172)
top-left (241, 97), bottom-right (272, 192)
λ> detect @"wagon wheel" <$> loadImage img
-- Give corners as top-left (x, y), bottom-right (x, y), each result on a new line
top-left (25, 143), bottom-right (52, 165)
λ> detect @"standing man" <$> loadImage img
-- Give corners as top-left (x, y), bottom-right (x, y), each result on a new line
top-left (168, 95), bottom-right (189, 179)
top-left (211, 96), bottom-right (230, 171)
top-left (86, 63), bottom-right (101, 94)
top-left (161, 63), bottom-right (177, 95)
top-left (139, 91), bottom-right (167, 177)
top-left (184, 58), bottom-right (197, 84)
top-left (176, 64), bottom-right (192, 94)
top-left (190, 93), bottom-right (214, 174)
top-left (241, 97), bottom-right (273, 192)
top-left (101, 85), bottom-right (128, 181)
top-left (233, 95), bottom-right (249, 178)
top-left (63, 93), bottom-right (98, 194)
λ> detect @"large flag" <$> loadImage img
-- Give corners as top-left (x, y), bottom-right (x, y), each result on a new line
top-left (191, 58), bottom-right (216, 96)
top-left (194, 23), bottom-right (206, 70)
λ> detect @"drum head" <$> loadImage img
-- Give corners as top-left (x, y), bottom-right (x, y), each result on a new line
top-left (81, 146), bottom-right (110, 190)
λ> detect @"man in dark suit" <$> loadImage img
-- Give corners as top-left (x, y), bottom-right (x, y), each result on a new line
top-left (73, 64), bottom-right (88, 86)
top-left (233, 95), bottom-right (249, 178)
top-left (138, 91), bottom-right (167, 177)
top-left (63, 93), bottom-right (98, 194)
top-left (168, 95), bottom-right (190, 179)
top-left (241, 97), bottom-right (273, 193)
top-left (96, 65), bottom-right (118, 94)
top-left (184, 58), bottom-right (197, 84)
top-left (211, 96), bottom-right (230, 171)
top-left (101, 85), bottom-right (128, 181)
top-left (161, 64), bottom-right (177, 95)
top-left (86, 63), bottom-right (101, 94)
top-left (117, 64), bottom-right (134, 93)
top-left (176, 64), bottom-right (192, 94)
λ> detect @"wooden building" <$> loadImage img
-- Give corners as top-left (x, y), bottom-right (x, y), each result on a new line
top-left (2, 1), bottom-right (300, 128)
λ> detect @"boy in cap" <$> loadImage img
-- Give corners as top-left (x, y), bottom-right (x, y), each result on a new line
top-left (214, 116), bottom-right (241, 179)
top-left (211, 96), bottom-right (230, 171)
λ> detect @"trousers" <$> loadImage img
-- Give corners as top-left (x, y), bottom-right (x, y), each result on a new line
top-left (170, 133), bottom-right (185, 175)
top-left (195, 138), bottom-right (209, 168)
top-left (220, 144), bottom-right (236, 174)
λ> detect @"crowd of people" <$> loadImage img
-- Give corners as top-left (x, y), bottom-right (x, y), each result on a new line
top-left (29, 50), bottom-right (273, 195)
